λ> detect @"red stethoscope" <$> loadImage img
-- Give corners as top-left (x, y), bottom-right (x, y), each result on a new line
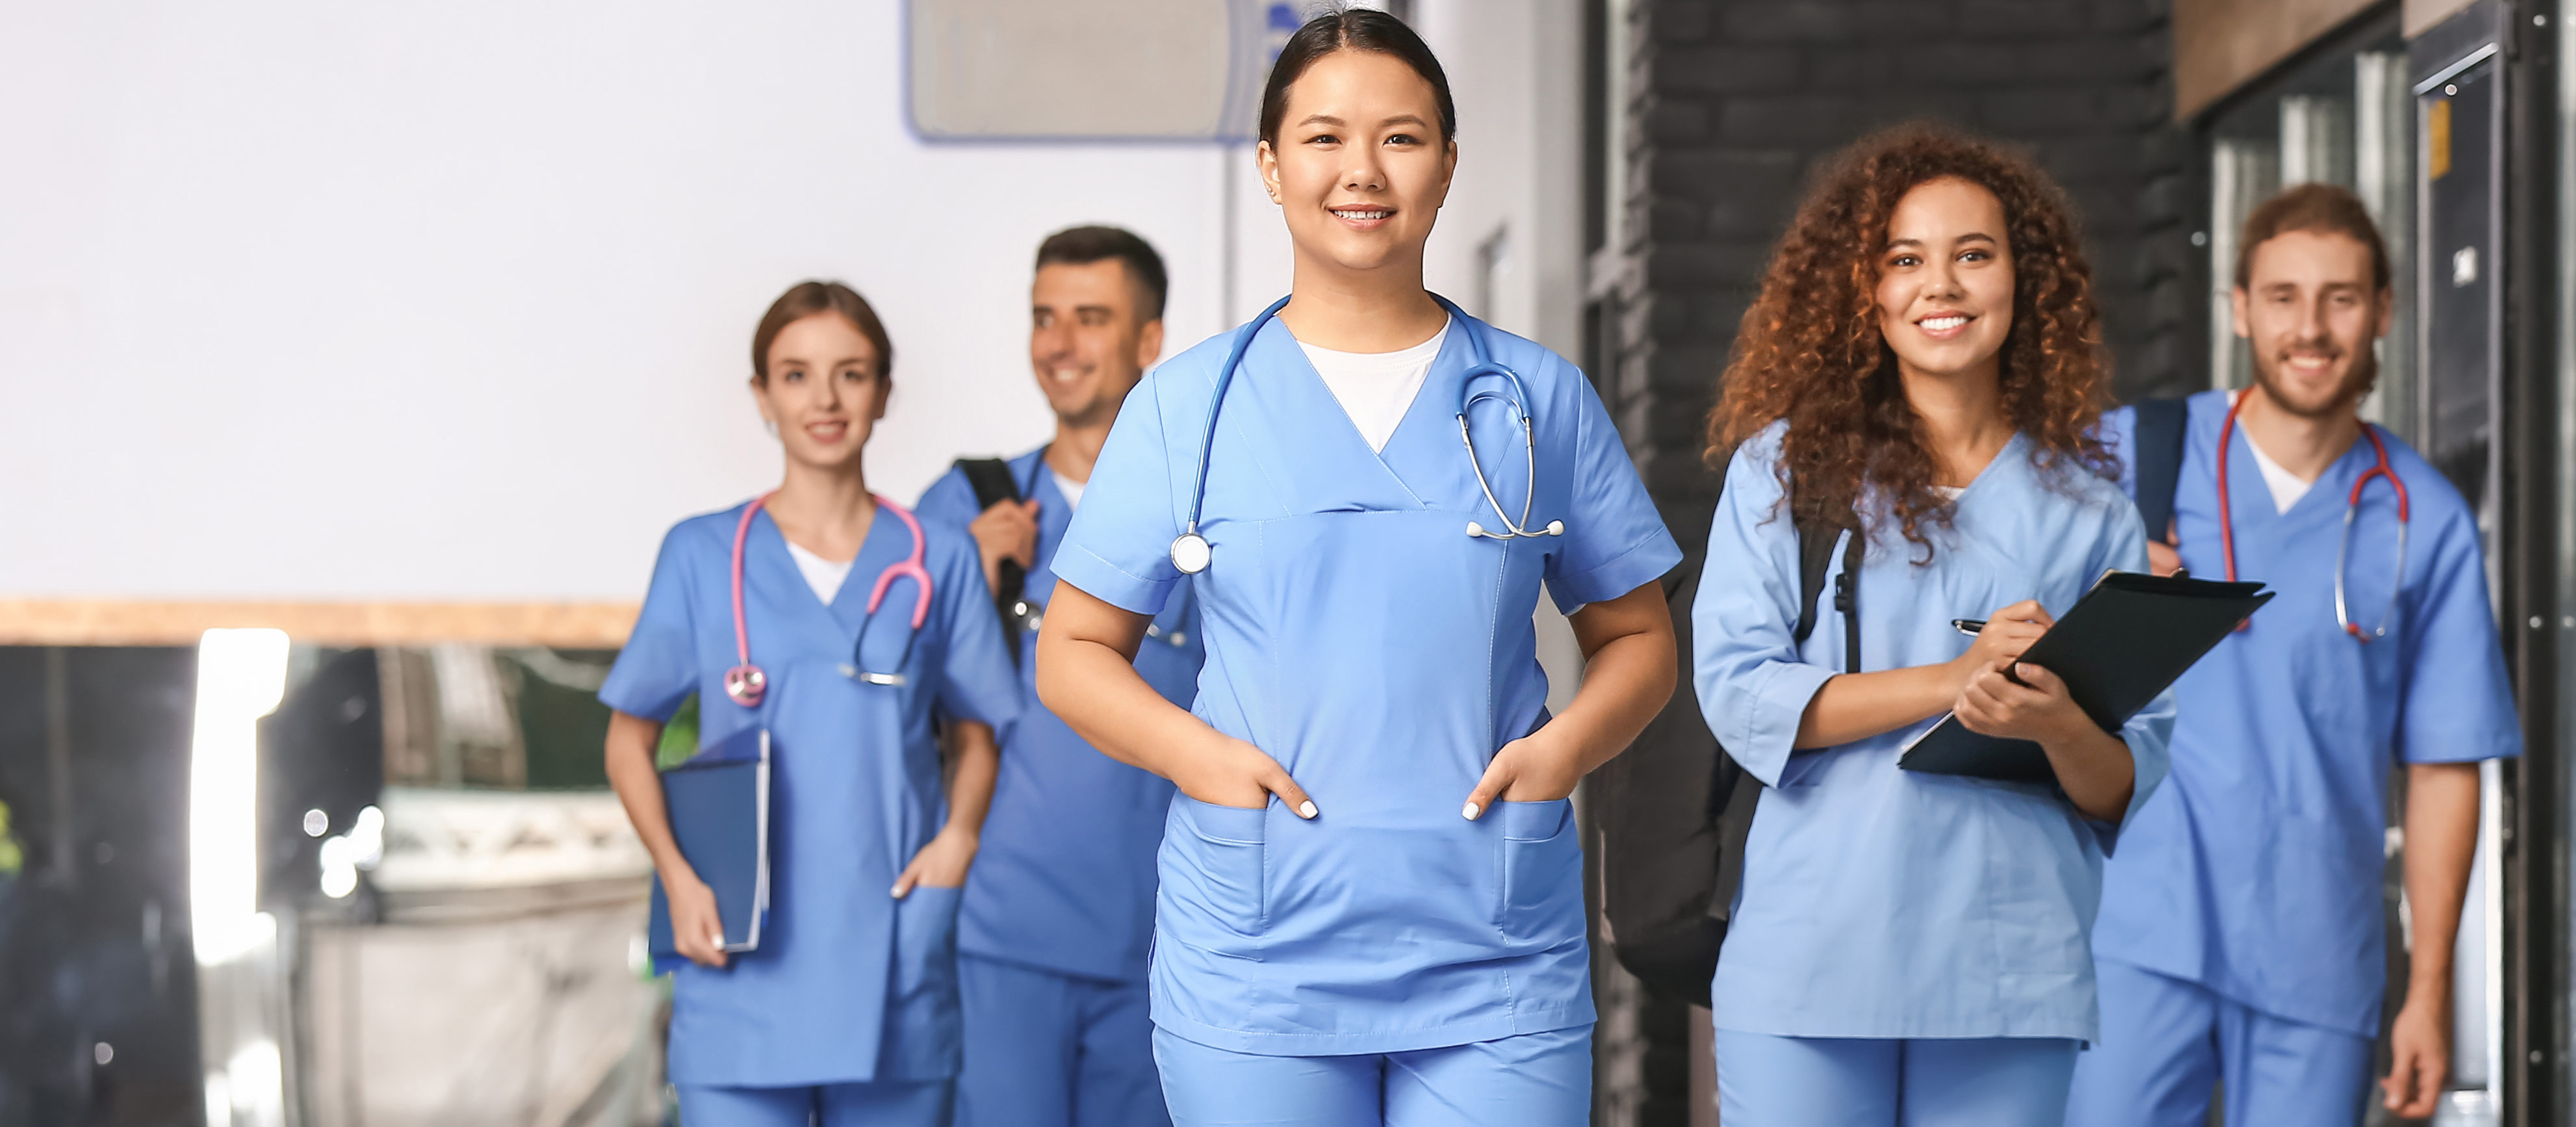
top-left (722, 491), bottom-right (934, 706)
top-left (2214, 393), bottom-right (2410, 641)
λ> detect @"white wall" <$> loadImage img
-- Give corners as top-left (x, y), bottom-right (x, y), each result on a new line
top-left (1219, 0), bottom-right (1586, 359)
top-left (1, 0), bottom-right (1576, 604)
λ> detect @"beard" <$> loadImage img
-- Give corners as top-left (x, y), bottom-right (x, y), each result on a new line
top-left (2248, 337), bottom-right (2378, 421)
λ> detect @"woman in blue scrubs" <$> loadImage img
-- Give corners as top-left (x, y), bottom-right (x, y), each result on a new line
top-left (1031, 10), bottom-right (1682, 1126)
top-left (601, 281), bottom-right (1019, 1126)
top-left (1693, 125), bottom-right (2173, 1125)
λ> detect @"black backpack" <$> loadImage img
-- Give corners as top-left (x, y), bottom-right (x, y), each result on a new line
top-left (955, 456), bottom-right (1035, 661)
top-left (1593, 399), bottom-right (2189, 1006)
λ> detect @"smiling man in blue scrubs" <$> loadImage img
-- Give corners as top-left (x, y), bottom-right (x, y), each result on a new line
top-left (2070, 185), bottom-right (2521, 1126)
top-left (917, 226), bottom-right (1199, 1127)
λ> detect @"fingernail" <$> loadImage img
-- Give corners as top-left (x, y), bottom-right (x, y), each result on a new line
top-left (1297, 800), bottom-right (1318, 819)
top-left (890, 885), bottom-right (906, 898)
top-left (1463, 802), bottom-right (1482, 820)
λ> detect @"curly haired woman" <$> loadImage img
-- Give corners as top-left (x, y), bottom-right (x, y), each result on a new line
top-left (1691, 123), bottom-right (2173, 1124)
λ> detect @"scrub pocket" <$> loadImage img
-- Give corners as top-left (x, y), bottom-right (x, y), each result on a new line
top-left (1498, 799), bottom-right (1583, 946)
top-left (1165, 796), bottom-right (1268, 960)
top-left (884, 884), bottom-right (964, 1078)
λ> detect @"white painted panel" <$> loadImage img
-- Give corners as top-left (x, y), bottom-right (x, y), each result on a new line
top-left (0, 0), bottom-right (1574, 605)
top-left (908, 0), bottom-right (1276, 139)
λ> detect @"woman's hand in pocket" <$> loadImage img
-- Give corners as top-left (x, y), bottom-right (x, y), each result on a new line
top-left (892, 826), bottom-right (979, 896)
top-left (1171, 736), bottom-right (1319, 818)
top-left (1462, 733), bottom-right (1582, 821)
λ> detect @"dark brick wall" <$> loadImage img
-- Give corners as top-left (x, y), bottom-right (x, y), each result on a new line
top-left (1604, 0), bottom-right (2195, 549)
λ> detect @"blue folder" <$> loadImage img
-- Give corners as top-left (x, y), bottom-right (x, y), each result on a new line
top-left (648, 724), bottom-right (769, 973)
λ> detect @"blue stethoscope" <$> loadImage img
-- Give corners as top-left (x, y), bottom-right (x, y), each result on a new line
top-left (1168, 294), bottom-right (1566, 575)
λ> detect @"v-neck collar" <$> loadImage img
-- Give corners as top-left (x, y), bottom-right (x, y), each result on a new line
top-left (752, 503), bottom-right (906, 627)
top-left (1244, 317), bottom-right (1447, 511)
top-left (1944, 432), bottom-right (2029, 504)
top-left (2210, 399), bottom-right (2376, 535)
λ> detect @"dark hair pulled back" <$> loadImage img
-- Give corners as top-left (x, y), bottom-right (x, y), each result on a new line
top-left (752, 280), bottom-right (893, 383)
top-left (1258, 6), bottom-right (1455, 148)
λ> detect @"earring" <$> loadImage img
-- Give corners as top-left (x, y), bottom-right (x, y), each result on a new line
top-left (762, 417), bottom-right (778, 437)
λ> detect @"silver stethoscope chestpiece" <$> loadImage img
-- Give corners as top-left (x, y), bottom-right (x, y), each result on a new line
top-left (1464, 519), bottom-right (1565, 541)
top-left (1171, 532), bottom-right (1213, 575)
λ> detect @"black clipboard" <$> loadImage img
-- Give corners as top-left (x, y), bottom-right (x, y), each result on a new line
top-left (648, 724), bottom-right (770, 972)
top-left (1898, 571), bottom-right (2273, 783)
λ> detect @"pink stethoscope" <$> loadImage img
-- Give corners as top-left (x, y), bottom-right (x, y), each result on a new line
top-left (721, 491), bottom-right (934, 706)
top-left (2214, 392), bottom-right (2410, 642)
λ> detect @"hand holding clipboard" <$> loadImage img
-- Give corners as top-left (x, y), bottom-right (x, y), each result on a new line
top-left (1900, 571), bottom-right (2274, 784)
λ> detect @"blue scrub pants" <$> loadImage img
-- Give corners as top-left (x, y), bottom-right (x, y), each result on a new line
top-left (2064, 959), bottom-right (2370, 1127)
top-left (676, 1080), bottom-right (952, 1126)
top-left (956, 953), bottom-right (1168, 1127)
top-left (1714, 1028), bottom-right (2079, 1126)
top-left (1152, 1024), bottom-right (1590, 1126)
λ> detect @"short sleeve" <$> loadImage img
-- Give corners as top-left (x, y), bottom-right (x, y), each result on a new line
top-left (599, 525), bottom-right (702, 722)
top-left (1545, 361), bottom-right (1683, 610)
top-left (1053, 379), bottom-right (1185, 615)
top-left (1690, 434), bottom-right (1835, 788)
top-left (931, 528), bottom-right (1022, 731)
top-left (2396, 510), bottom-right (2521, 764)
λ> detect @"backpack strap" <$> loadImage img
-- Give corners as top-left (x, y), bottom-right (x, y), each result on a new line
top-left (1833, 528), bottom-right (1862, 675)
top-left (953, 456), bottom-right (1028, 658)
top-left (956, 457), bottom-right (1022, 511)
top-left (1786, 464), bottom-right (1859, 673)
top-left (1791, 514), bottom-right (1839, 646)
top-left (2130, 398), bottom-right (2189, 545)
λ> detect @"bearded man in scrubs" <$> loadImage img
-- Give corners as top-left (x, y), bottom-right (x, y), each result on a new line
top-left (2069, 184), bottom-right (2521, 1125)
top-left (917, 226), bottom-right (1199, 1127)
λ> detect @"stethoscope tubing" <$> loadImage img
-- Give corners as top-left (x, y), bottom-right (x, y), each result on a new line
top-left (722, 492), bottom-right (934, 705)
top-left (1175, 293), bottom-right (1558, 574)
top-left (2213, 393), bottom-right (2409, 642)
top-left (1181, 295), bottom-right (1294, 545)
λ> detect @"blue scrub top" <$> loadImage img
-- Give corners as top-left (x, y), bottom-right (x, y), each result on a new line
top-left (600, 500), bottom-right (1020, 1087)
top-left (917, 447), bottom-right (1206, 985)
top-left (1052, 310), bottom-right (1681, 1056)
top-left (2094, 391), bottom-right (2519, 1037)
top-left (1694, 422), bottom-right (2173, 1042)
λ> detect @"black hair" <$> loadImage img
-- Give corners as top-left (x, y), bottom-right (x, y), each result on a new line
top-left (1258, 6), bottom-right (1455, 149)
top-left (1034, 225), bottom-right (1169, 322)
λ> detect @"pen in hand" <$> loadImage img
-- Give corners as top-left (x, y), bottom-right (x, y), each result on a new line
top-left (1953, 617), bottom-right (2035, 685)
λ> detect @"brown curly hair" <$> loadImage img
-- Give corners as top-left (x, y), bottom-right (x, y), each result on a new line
top-left (1708, 122), bottom-right (2117, 554)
